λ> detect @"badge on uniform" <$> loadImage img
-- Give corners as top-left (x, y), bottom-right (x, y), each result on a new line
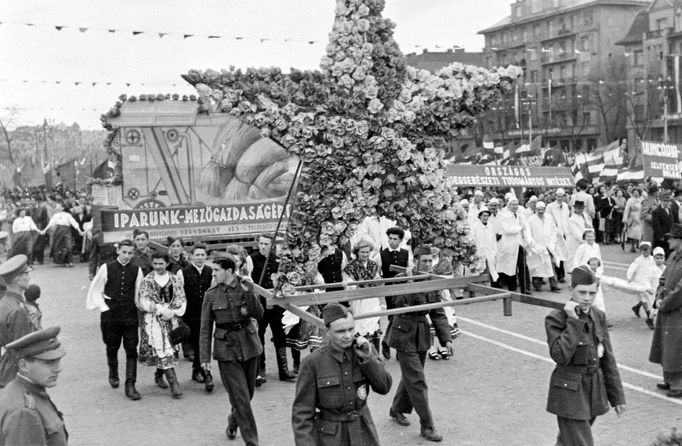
top-left (597, 342), bottom-right (604, 359)
top-left (357, 384), bottom-right (367, 401)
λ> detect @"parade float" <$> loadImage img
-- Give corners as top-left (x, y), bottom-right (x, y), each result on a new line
top-left (98, 0), bottom-right (560, 324)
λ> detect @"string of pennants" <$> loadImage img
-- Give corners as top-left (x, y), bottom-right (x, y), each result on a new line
top-left (0, 19), bottom-right (326, 45)
top-left (0, 79), bottom-right (187, 88)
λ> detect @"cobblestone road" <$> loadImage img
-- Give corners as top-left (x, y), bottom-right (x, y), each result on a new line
top-left (30, 244), bottom-right (681, 445)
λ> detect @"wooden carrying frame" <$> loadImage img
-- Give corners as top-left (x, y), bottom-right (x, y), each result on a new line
top-left (253, 266), bottom-right (564, 329)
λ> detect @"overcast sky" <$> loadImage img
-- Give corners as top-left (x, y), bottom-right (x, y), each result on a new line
top-left (0, 0), bottom-right (510, 129)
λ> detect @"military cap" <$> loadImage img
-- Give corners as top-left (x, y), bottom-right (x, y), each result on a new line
top-left (0, 255), bottom-right (28, 278)
top-left (6, 326), bottom-right (66, 360)
top-left (323, 303), bottom-right (350, 326)
top-left (571, 265), bottom-right (597, 288)
top-left (0, 231), bottom-right (8, 242)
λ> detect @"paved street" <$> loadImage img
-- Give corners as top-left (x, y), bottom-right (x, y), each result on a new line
top-left (28, 244), bottom-right (682, 445)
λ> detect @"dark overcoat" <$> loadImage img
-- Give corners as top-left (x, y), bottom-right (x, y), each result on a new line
top-left (649, 251), bottom-right (682, 372)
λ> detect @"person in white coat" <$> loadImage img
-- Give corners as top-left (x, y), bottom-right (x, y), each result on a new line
top-left (495, 193), bottom-right (533, 294)
top-left (627, 242), bottom-right (658, 329)
top-left (470, 207), bottom-right (499, 284)
top-left (546, 188), bottom-right (570, 283)
top-left (468, 190), bottom-right (486, 222)
top-left (527, 202), bottom-right (561, 292)
top-left (566, 200), bottom-right (593, 271)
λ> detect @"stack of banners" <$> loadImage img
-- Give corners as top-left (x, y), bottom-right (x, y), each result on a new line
top-left (640, 141), bottom-right (682, 180)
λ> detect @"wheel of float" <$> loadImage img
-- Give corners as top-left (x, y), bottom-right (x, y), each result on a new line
top-left (134, 199), bottom-right (166, 209)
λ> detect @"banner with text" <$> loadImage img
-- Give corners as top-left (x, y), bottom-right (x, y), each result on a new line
top-left (100, 201), bottom-right (291, 243)
top-left (640, 141), bottom-right (682, 179)
top-left (446, 165), bottom-right (575, 188)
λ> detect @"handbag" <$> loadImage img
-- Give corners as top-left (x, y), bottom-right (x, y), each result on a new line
top-left (169, 320), bottom-right (191, 345)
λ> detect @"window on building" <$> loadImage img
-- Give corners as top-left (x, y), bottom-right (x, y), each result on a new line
top-left (548, 19), bottom-right (554, 35)
top-left (530, 48), bottom-right (538, 61)
top-left (515, 5), bottom-right (523, 18)
top-left (548, 68), bottom-right (554, 80)
top-left (582, 85), bottom-right (590, 99)
top-left (562, 112), bottom-right (569, 126)
top-left (635, 104), bottom-right (645, 121)
top-left (560, 65), bottom-right (568, 79)
top-left (559, 41), bottom-right (566, 55)
top-left (657, 18), bottom-right (668, 30)
top-left (570, 14), bottom-right (576, 29)
top-left (533, 24), bottom-right (540, 37)
top-left (523, 27), bottom-right (528, 41)
top-left (633, 50), bottom-right (643, 67)
top-left (582, 112), bottom-right (591, 125)
top-left (584, 10), bottom-right (593, 26)
top-left (580, 36), bottom-right (590, 51)
top-left (558, 16), bottom-right (565, 31)
top-left (581, 61), bottom-right (591, 76)
top-left (571, 63), bottom-right (576, 78)
top-left (530, 70), bottom-right (538, 83)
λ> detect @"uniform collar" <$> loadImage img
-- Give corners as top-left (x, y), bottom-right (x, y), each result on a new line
top-left (325, 341), bottom-right (353, 363)
top-left (15, 374), bottom-right (48, 397)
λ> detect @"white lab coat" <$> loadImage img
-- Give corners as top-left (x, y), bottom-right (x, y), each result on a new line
top-left (527, 213), bottom-right (558, 278)
top-left (495, 207), bottom-right (532, 276)
top-left (546, 201), bottom-right (570, 261)
top-left (470, 219), bottom-right (499, 282)
top-left (566, 212), bottom-right (592, 271)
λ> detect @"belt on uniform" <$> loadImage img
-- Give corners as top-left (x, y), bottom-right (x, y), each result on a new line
top-left (556, 364), bottom-right (600, 375)
top-left (398, 311), bottom-right (428, 319)
top-left (215, 321), bottom-right (248, 331)
top-left (317, 406), bottom-right (367, 422)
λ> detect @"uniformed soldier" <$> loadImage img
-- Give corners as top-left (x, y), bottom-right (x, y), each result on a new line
top-left (384, 246), bottom-right (452, 442)
top-left (292, 303), bottom-right (392, 446)
top-left (200, 257), bottom-right (264, 445)
top-left (0, 255), bottom-right (36, 387)
top-left (0, 326), bottom-right (68, 446)
top-left (545, 265), bottom-right (626, 446)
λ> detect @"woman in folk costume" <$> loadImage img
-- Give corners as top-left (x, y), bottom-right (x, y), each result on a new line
top-left (565, 200), bottom-right (592, 271)
top-left (495, 192), bottom-right (533, 294)
top-left (40, 201), bottom-right (83, 267)
top-left (136, 252), bottom-right (187, 398)
top-left (343, 238), bottom-right (382, 352)
top-left (526, 201), bottom-right (561, 292)
top-left (8, 207), bottom-right (39, 266)
top-left (470, 207), bottom-right (499, 285)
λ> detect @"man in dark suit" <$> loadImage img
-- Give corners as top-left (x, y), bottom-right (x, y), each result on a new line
top-left (379, 226), bottom-right (410, 360)
top-left (652, 192), bottom-right (678, 258)
top-left (177, 243), bottom-right (214, 391)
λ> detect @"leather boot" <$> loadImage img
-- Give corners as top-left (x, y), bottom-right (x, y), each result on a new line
top-left (154, 368), bottom-right (168, 389)
top-left (203, 369), bottom-right (214, 393)
top-left (276, 347), bottom-right (297, 381)
top-left (107, 359), bottom-right (119, 389)
top-left (164, 368), bottom-right (183, 398)
top-left (124, 360), bottom-right (141, 401)
top-left (291, 349), bottom-right (300, 374)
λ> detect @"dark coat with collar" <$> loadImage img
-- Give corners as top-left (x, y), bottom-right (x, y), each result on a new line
top-left (545, 307), bottom-right (625, 420)
top-left (291, 342), bottom-right (392, 446)
top-left (650, 251), bottom-right (682, 372)
top-left (652, 205), bottom-right (677, 244)
top-left (0, 291), bottom-right (34, 388)
top-left (0, 375), bottom-right (68, 445)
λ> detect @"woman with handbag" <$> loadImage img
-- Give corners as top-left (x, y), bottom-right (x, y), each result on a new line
top-left (136, 252), bottom-right (187, 398)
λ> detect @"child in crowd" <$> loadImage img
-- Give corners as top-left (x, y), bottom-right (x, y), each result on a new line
top-left (626, 242), bottom-right (657, 328)
top-left (428, 248), bottom-right (461, 360)
top-left (647, 247), bottom-right (667, 328)
top-left (24, 283), bottom-right (42, 330)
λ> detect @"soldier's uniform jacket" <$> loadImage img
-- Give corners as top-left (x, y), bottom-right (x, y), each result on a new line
top-left (0, 291), bottom-right (34, 387)
top-left (0, 374), bottom-right (68, 446)
top-left (384, 290), bottom-right (451, 353)
top-left (291, 343), bottom-right (392, 446)
top-left (132, 249), bottom-right (152, 276)
top-left (545, 307), bottom-right (625, 420)
top-left (649, 250), bottom-right (682, 372)
top-left (199, 277), bottom-right (264, 363)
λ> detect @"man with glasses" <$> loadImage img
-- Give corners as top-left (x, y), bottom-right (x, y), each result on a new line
top-left (0, 255), bottom-right (35, 387)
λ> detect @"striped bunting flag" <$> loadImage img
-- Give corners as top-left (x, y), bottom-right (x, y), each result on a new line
top-left (616, 167), bottom-right (644, 182)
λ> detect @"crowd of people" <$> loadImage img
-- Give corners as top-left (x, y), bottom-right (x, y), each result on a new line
top-left (0, 176), bottom-right (681, 445)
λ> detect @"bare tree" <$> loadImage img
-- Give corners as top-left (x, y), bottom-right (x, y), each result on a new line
top-left (589, 56), bottom-right (628, 143)
top-left (0, 106), bottom-right (21, 162)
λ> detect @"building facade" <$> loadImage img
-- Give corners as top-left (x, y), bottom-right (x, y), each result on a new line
top-left (479, 0), bottom-right (648, 153)
top-left (618, 0), bottom-right (682, 155)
